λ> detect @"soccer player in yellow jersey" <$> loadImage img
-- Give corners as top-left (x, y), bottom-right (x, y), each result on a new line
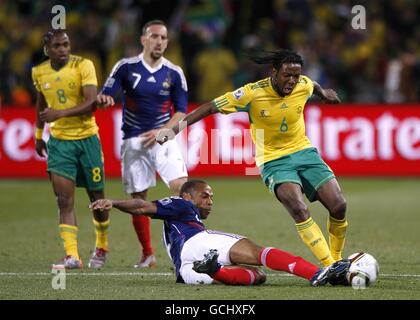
top-left (32, 30), bottom-right (110, 269)
top-left (157, 49), bottom-right (348, 267)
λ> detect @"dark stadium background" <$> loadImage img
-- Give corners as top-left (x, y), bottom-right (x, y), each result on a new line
top-left (0, 0), bottom-right (419, 301)
top-left (1, 0), bottom-right (419, 105)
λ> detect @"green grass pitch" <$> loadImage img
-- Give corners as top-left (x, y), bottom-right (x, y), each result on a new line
top-left (1, 178), bottom-right (419, 300)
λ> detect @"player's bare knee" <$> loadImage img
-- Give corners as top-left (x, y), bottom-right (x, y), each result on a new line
top-left (330, 198), bottom-right (347, 219)
top-left (286, 201), bottom-right (310, 222)
top-left (230, 239), bottom-right (261, 265)
top-left (55, 194), bottom-right (73, 211)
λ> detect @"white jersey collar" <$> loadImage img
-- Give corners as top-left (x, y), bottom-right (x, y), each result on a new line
top-left (139, 53), bottom-right (164, 73)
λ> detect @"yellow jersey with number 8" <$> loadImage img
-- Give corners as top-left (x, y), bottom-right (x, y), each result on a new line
top-left (32, 55), bottom-right (98, 140)
top-left (212, 76), bottom-right (314, 166)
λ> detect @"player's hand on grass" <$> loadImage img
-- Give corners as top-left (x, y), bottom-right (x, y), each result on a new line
top-left (96, 94), bottom-right (115, 108)
top-left (140, 129), bottom-right (161, 148)
top-left (156, 128), bottom-right (176, 145)
top-left (322, 89), bottom-right (341, 104)
top-left (40, 108), bottom-right (62, 122)
top-left (35, 139), bottom-right (47, 157)
top-left (90, 199), bottom-right (113, 211)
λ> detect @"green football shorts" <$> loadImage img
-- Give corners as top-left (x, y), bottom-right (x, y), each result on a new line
top-left (261, 147), bottom-right (335, 202)
top-left (47, 134), bottom-right (105, 190)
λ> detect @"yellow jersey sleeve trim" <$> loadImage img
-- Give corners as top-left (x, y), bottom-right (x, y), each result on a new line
top-left (213, 96), bottom-right (229, 109)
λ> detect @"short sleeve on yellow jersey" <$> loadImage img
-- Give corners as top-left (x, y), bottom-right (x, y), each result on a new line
top-left (80, 59), bottom-right (98, 87)
top-left (212, 85), bottom-right (253, 114)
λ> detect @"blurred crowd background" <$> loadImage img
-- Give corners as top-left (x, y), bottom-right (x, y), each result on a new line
top-left (1, 0), bottom-right (419, 107)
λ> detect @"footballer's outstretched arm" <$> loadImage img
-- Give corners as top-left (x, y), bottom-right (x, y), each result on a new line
top-left (156, 102), bottom-right (218, 144)
top-left (90, 199), bottom-right (157, 216)
top-left (179, 102), bottom-right (219, 132)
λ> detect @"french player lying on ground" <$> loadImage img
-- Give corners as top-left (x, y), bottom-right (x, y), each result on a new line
top-left (90, 180), bottom-right (349, 286)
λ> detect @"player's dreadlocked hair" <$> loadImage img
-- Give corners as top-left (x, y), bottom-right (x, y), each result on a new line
top-left (43, 29), bottom-right (66, 45)
top-left (43, 29), bottom-right (67, 56)
top-left (180, 180), bottom-right (208, 196)
top-left (248, 49), bottom-right (303, 70)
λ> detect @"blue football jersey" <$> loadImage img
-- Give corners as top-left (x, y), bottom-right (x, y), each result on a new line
top-left (153, 197), bottom-right (206, 280)
top-left (101, 54), bottom-right (188, 138)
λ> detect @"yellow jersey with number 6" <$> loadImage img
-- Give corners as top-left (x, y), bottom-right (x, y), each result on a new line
top-left (32, 55), bottom-right (98, 140)
top-left (212, 76), bottom-right (314, 166)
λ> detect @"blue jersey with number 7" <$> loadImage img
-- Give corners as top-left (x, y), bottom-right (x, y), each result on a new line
top-left (101, 53), bottom-right (188, 139)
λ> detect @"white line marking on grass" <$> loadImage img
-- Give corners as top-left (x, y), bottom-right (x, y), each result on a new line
top-left (0, 272), bottom-right (173, 276)
top-left (0, 272), bottom-right (419, 278)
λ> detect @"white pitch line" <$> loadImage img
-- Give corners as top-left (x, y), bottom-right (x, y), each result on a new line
top-left (0, 272), bottom-right (173, 276)
top-left (0, 272), bottom-right (419, 278)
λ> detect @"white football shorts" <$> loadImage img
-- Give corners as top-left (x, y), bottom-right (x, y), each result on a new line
top-left (179, 230), bottom-right (245, 285)
top-left (121, 136), bottom-right (187, 194)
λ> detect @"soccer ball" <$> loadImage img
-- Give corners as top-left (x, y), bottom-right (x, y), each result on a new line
top-left (346, 252), bottom-right (379, 289)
